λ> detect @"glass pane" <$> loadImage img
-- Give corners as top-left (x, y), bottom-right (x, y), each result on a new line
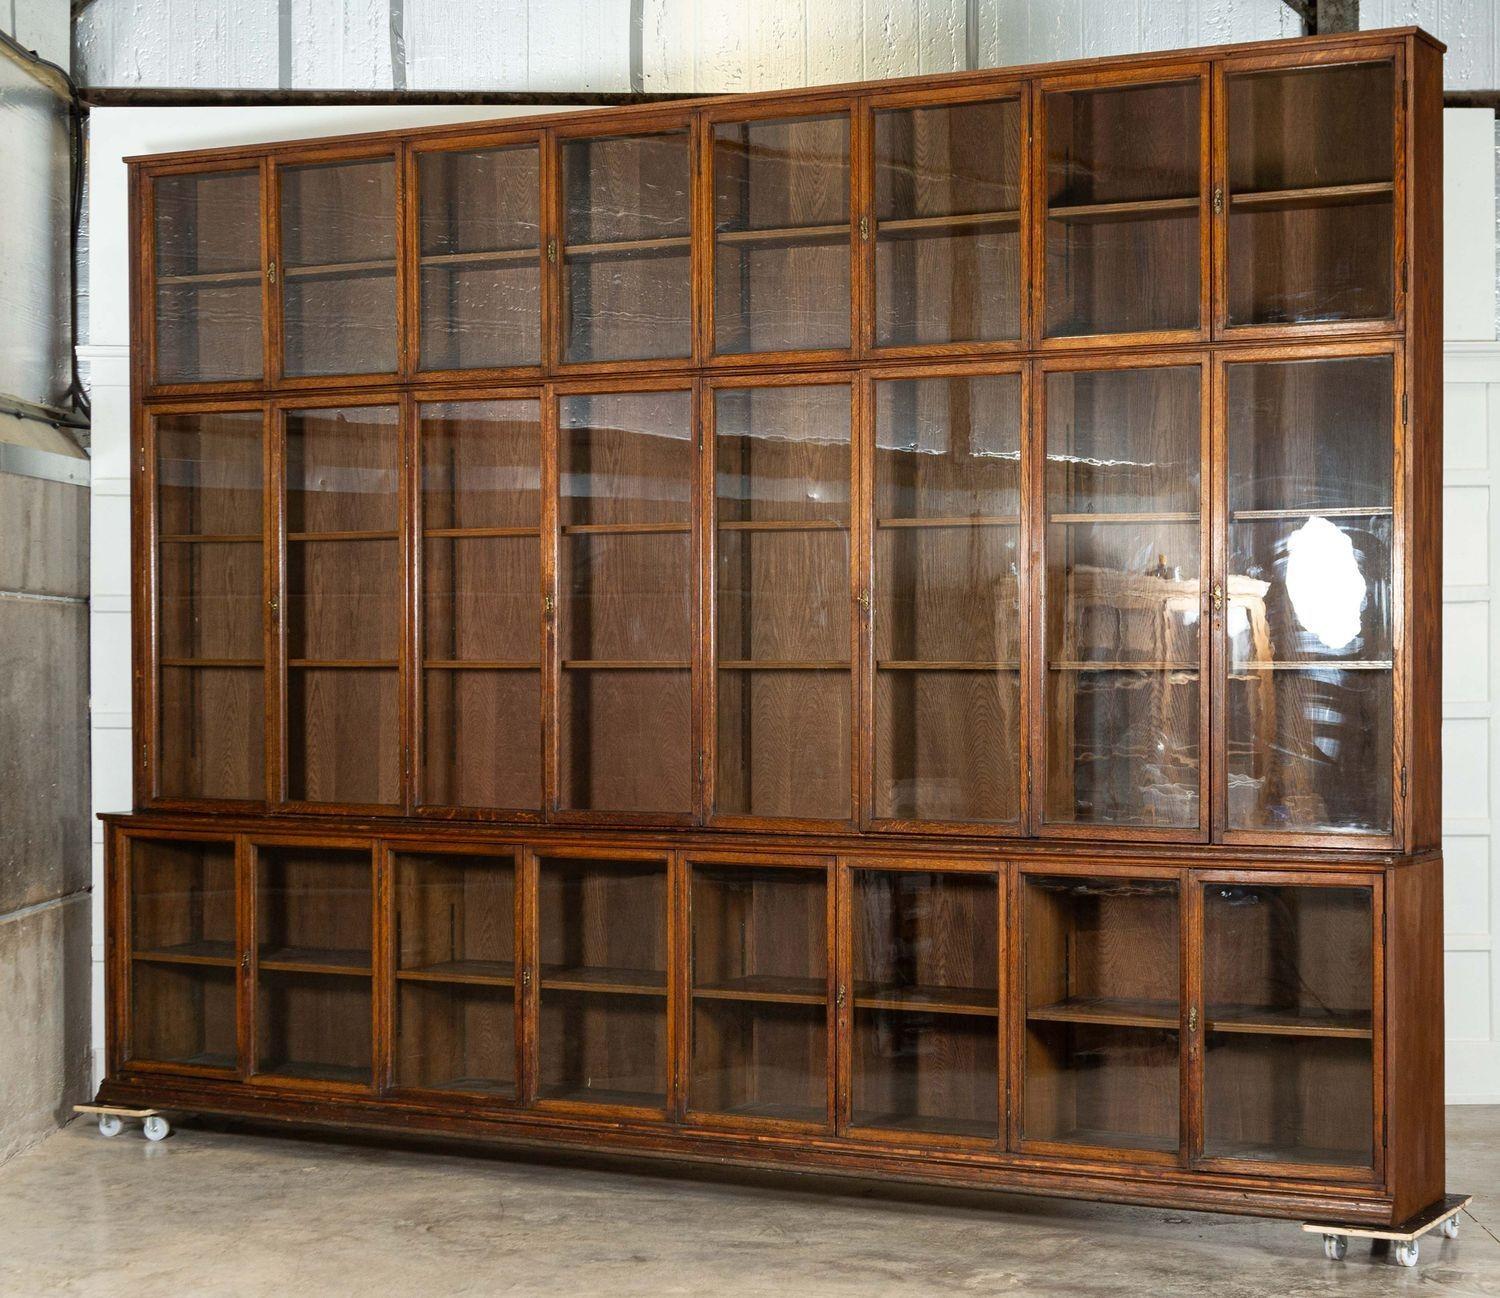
top-left (154, 169), bottom-right (263, 383)
top-left (713, 114), bottom-right (850, 354)
top-left (714, 384), bottom-right (852, 820)
top-left (1226, 356), bottom-right (1393, 834)
top-left (1023, 875), bottom-right (1180, 1153)
top-left (131, 839), bottom-right (236, 960)
top-left (1044, 366), bottom-right (1202, 828)
top-left (280, 158), bottom-right (397, 376)
top-left (393, 852), bottom-right (516, 1097)
top-left (851, 870), bottom-right (999, 1138)
top-left (563, 132), bottom-right (692, 362)
top-left (873, 374), bottom-right (1021, 823)
top-left (131, 964), bottom-right (238, 1069)
top-left (1203, 884), bottom-right (1374, 1166)
top-left (559, 390), bottom-right (693, 814)
top-left (255, 846), bottom-right (373, 1085)
top-left (873, 99), bottom-right (1022, 346)
top-left (1227, 62), bottom-right (1394, 327)
top-left (691, 864), bottom-right (827, 1123)
top-left (418, 144), bottom-right (541, 370)
top-left (285, 406), bottom-right (400, 806)
top-left (537, 856), bottom-right (668, 1107)
top-left (419, 399), bottom-right (542, 811)
top-left (155, 411), bottom-right (265, 801)
top-left (1044, 81), bottom-right (1201, 337)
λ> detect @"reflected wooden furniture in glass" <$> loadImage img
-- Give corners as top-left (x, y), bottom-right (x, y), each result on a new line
top-left (393, 851), bottom-right (518, 1098)
top-left (850, 866), bottom-right (999, 1139)
top-left (872, 373), bottom-right (1022, 825)
top-left (1223, 353), bottom-right (1393, 836)
top-left (561, 130), bottom-right (693, 363)
top-left (1224, 58), bottom-right (1395, 328)
top-left (153, 168), bottom-right (263, 383)
top-left (1022, 873), bottom-right (1181, 1155)
top-left (283, 405), bottom-right (401, 807)
top-left (1042, 364), bottom-right (1204, 831)
top-left (254, 845), bottom-right (373, 1085)
top-left (154, 409), bottom-right (265, 801)
top-left (416, 143), bottom-right (541, 371)
top-left (418, 398), bottom-right (542, 812)
top-left (713, 382), bottom-right (853, 821)
top-left (535, 853), bottom-right (668, 1109)
top-left (871, 95), bottom-right (1022, 348)
top-left (1043, 78), bottom-right (1203, 339)
top-left (712, 111), bottom-right (851, 355)
top-left (128, 838), bottom-right (238, 1069)
top-left (1202, 881), bottom-right (1375, 1169)
top-left (689, 860), bottom-right (829, 1125)
top-left (558, 388), bottom-right (693, 816)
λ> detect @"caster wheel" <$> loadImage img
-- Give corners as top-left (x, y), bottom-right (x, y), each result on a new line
top-left (142, 1115), bottom-right (171, 1142)
top-left (97, 1114), bottom-right (124, 1139)
top-left (1323, 1234), bottom-right (1348, 1262)
top-left (1394, 1240), bottom-right (1419, 1268)
top-left (1441, 1214), bottom-right (1460, 1240)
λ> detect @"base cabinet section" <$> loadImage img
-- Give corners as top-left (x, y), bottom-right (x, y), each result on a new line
top-left (107, 823), bottom-right (1439, 1226)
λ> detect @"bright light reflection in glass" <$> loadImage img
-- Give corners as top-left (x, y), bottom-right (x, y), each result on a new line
top-left (1285, 516), bottom-right (1365, 651)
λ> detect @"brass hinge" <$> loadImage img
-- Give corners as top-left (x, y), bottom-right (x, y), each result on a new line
top-left (1400, 765), bottom-right (1408, 799)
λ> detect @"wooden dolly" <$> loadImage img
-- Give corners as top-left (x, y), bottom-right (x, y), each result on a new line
top-left (1304, 1194), bottom-right (1471, 1267)
top-left (74, 1103), bottom-right (172, 1142)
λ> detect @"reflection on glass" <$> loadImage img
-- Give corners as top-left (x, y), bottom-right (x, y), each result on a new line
top-left (1226, 356), bottom-right (1393, 834)
top-left (1043, 366), bottom-right (1202, 828)
top-left (873, 374), bottom-right (1021, 823)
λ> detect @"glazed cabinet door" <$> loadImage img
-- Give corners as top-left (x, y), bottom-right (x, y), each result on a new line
top-left (151, 406), bottom-right (268, 804)
top-left (281, 404), bottom-right (403, 809)
top-left (417, 396), bottom-right (543, 815)
top-left (1216, 49), bottom-right (1398, 335)
top-left (710, 379), bottom-right (856, 825)
top-left (149, 165), bottom-right (266, 387)
top-left (122, 836), bottom-right (241, 1074)
top-left (275, 152), bottom-right (399, 380)
top-left (1039, 68), bottom-right (1208, 345)
top-left (1038, 358), bottom-right (1209, 838)
top-left (708, 102), bottom-right (854, 359)
top-left (251, 843), bottom-right (376, 1087)
top-left (390, 847), bottom-right (520, 1100)
top-left (558, 124), bottom-right (695, 366)
top-left (1216, 348), bottom-right (1397, 844)
top-left (1018, 869), bottom-right (1183, 1160)
top-left (867, 88), bottom-right (1024, 352)
top-left (688, 857), bottom-right (833, 1128)
top-left (1193, 874), bottom-right (1380, 1178)
top-left (868, 369), bottom-right (1023, 829)
top-left (555, 385), bottom-right (696, 820)
top-left (532, 850), bottom-right (671, 1114)
top-left (412, 137), bottom-right (543, 374)
top-left (845, 861), bottom-right (1002, 1143)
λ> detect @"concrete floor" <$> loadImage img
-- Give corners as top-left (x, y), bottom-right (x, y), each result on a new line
top-left (1, 1112), bottom-right (1497, 1297)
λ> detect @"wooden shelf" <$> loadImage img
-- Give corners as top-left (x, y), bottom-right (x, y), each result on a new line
top-left (282, 258), bottom-right (396, 279)
top-left (854, 983), bottom-right (999, 1017)
top-left (1048, 512), bottom-right (1199, 525)
top-left (561, 660), bottom-right (690, 670)
top-left (287, 660), bottom-right (398, 670)
top-left (258, 946), bottom-right (372, 976)
top-left (157, 268), bottom-right (261, 287)
top-left (1205, 1139), bottom-right (1371, 1168)
top-left (158, 533), bottom-right (260, 545)
top-left (877, 661), bottom-right (1019, 672)
top-left (1033, 1126), bottom-right (1180, 1154)
top-left (566, 234), bottom-right (691, 257)
top-left (876, 515), bottom-right (1018, 529)
top-left (424, 660), bottom-right (539, 671)
top-left (420, 247), bottom-right (537, 268)
top-left (538, 1084), bottom-right (664, 1108)
top-left (1230, 180), bottom-right (1393, 212)
top-left (1027, 996), bottom-right (1179, 1030)
top-left (1049, 661), bottom-right (1199, 672)
top-left (692, 1099), bottom-right (827, 1124)
top-left (1048, 195), bottom-right (1198, 223)
top-left (260, 1061), bottom-right (370, 1085)
top-left (287, 530), bottom-right (399, 542)
top-left (561, 521), bottom-right (690, 535)
top-left (852, 1113), bottom-right (996, 1139)
top-left (1206, 1004), bottom-right (1373, 1040)
top-left (133, 941), bottom-right (237, 968)
top-left (159, 658), bottom-right (263, 669)
top-left (397, 959), bottom-right (515, 988)
top-left (693, 974), bottom-right (826, 1006)
top-left (715, 223), bottom-right (848, 246)
top-left (718, 660), bottom-right (848, 671)
top-left (717, 519), bottom-right (848, 533)
top-left (1234, 660), bottom-right (1392, 672)
top-left (877, 209), bottom-right (1020, 237)
top-left (1231, 506), bottom-right (1392, 521)
top-left (423, 526), bottom-right (540, 539)
top-left (540, 964), bottom-right (667, 997)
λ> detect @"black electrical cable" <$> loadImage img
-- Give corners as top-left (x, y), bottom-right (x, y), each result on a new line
top-left (0, 27), bottom-right (91, 423)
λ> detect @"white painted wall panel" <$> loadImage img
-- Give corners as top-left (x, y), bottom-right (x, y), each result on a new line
top-left (1363, 0), bottom-right (1495, 90)
top-left (4, 0), bottom-right (69, 68)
